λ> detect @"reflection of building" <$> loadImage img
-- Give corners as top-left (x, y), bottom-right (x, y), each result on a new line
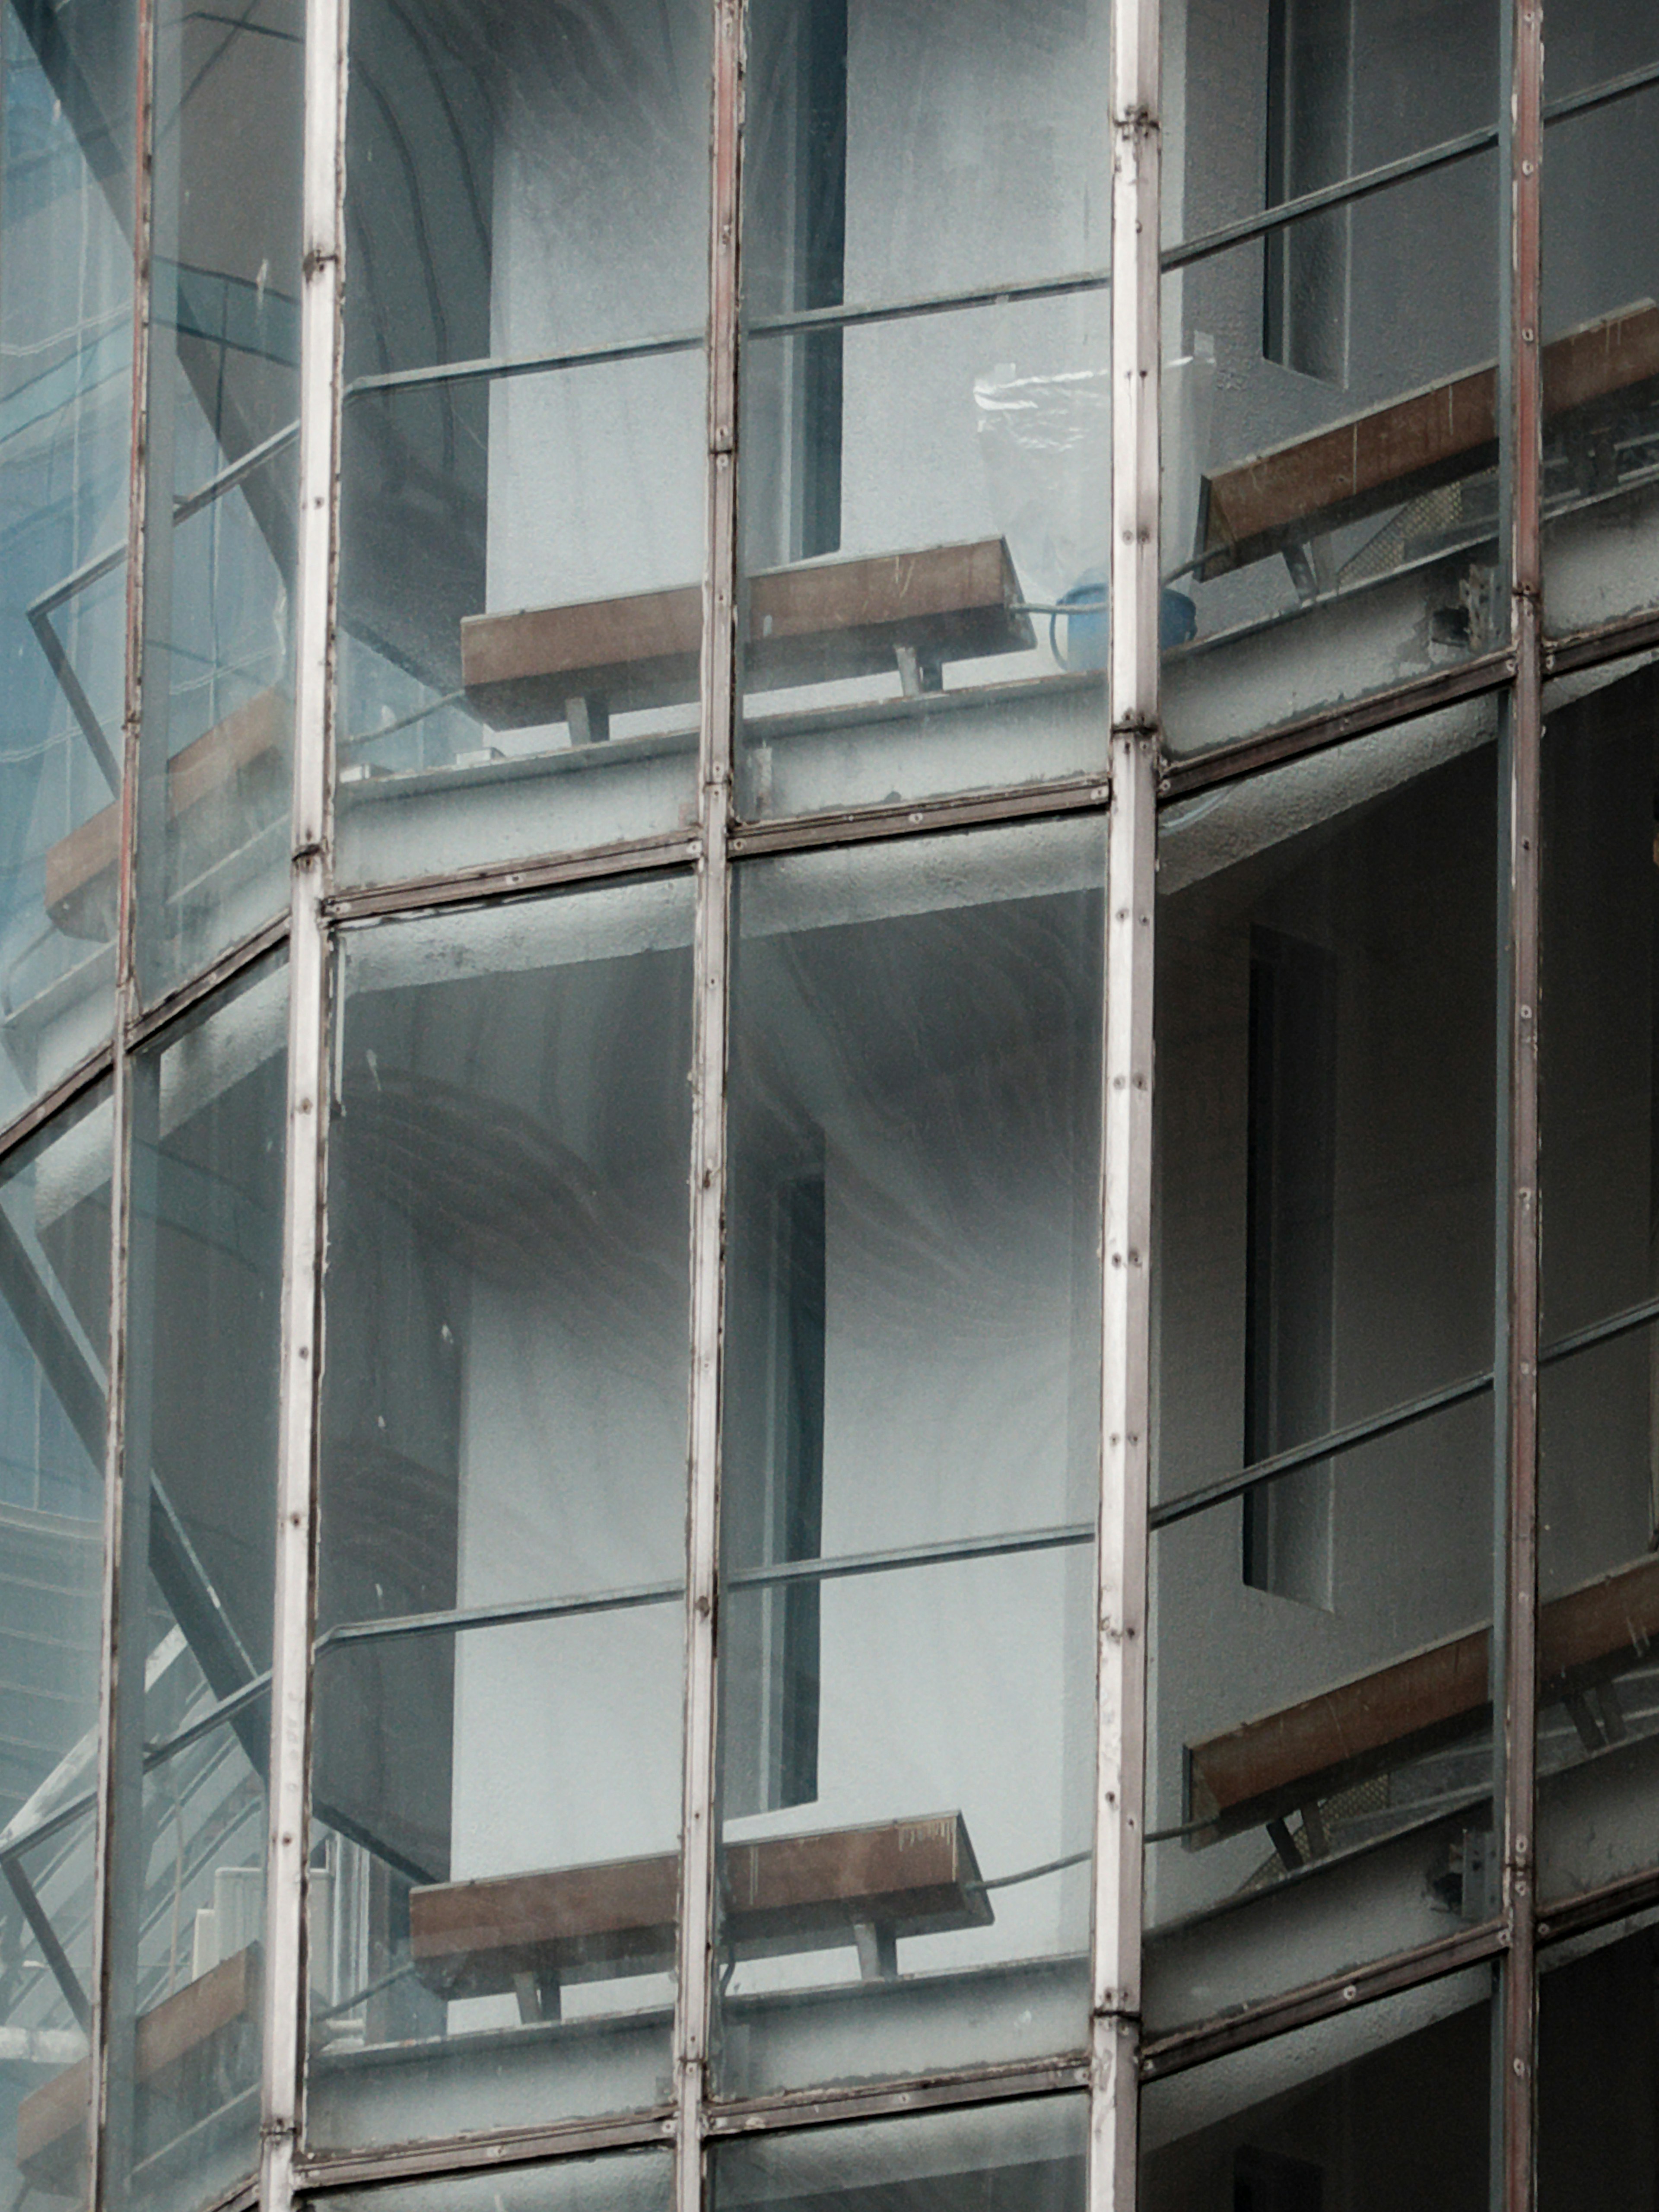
top-left (0, 0), bottom-right (1657, 2210)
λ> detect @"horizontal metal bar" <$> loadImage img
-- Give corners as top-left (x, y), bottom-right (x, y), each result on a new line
top-left (127, 914), bottom-right (289, 1048)
top-left (1157, 649), bottom-right (1514, 802)
top-left (1544, 604), bottom-right (1659, 680)
top-left (344, 265), bottom-right (1112, 404)
top-left (745, 265), bottom-right (1110, 343)
top-left (1154, 1291), bottom-right (1659, 1540)
top-left (1152, 1369), bottom-right (1494, 1532)
top-left (1542, 52), bottom-right (1659, 130)
top-left (1536, 1862), bottom-right (1659, 1948)
top-left (318, 1577), bottom-right (684, 1653)
top-left (1164, 122), bottom-right (1497, 275)
top-left (728, 1521), bottom-right (1093, 1590)
top-left (1161, 56), bottom-right (1659, 283)
top-left (1538, 1289), bottom-right (1659, 1368)
top-left (0, 1046), bottom-right (115, 1179)
top-left (702, 2057), bottom-right (1092, 2135)
top-left (728, 771), bottom-right (1113, 858)
top-left (1138, 1918), bottom-right (1506, 2080)
top-left (172, 420), bottom-right (300, 527)
top-left (348, 331), bottom-right (704, 400)
top-left (317, 1522), bottom-right (1096, 1658)
top-left (323, 833), bottom-right (702, 923)
top-left (292, 2110), bottom-right (677, 2190)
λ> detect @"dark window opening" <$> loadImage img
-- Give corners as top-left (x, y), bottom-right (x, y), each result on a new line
top-left (1243, 927), bottom-right (1337, 1605)
top-left (1263, 0), bottom-right (1351, 383)
top-left (745, 0), bottom-right (847, 565)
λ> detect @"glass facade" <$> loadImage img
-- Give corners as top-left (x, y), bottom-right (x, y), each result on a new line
top-left (3, 1), bottom-right (1657, 2212)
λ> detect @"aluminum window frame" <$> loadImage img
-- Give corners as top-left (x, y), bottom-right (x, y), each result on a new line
top-left (13, 0), bottom-right (1659, 2207)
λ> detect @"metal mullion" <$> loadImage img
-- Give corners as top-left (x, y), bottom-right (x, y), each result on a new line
top-left (1494, 0), bottom-right (1544, 2205)
top-left (675, 0), bottom-right (741, 2206)
top-left (321, 830), bottom-right (703, 923)
top-left (85, 0), bottom-right (160, 2183)
top-left (257, 0), bottom-right (346, 2191)
top-left (1091, 0), bottom-right (1158, 2205)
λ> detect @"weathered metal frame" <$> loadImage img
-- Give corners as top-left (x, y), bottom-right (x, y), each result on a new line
top-left (37, 0), bottom-right (1659, 2206)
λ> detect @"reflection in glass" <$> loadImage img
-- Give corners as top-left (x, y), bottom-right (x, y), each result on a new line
top-left (334, 0), bottom-right (709, 882)
top-left (308, 878), bottom-right (693, 2150)
top-left (1538, 1925), bottom-right (1659, 2206)
top-left (735, 303), bottom-right (1111, 821)
top-left (1141, 1974), bottom-right (1491, 2208)
top-left (1535, 669), bottom-right (1659, 1906)
top-left (1148, 732), bottom-right (1497, 2032)
top-left (336, 350), bottom-right (705, 884)
top-left (734, 0), bottom-right (1110, 822)
top-left (1541, 60), bottom-right (1659, 640)
top-left (714, 2095), bottom-right (1086, 2212)
top-left (105, 962), bottom-right (286, 2212)
top-left (316, 2148), bottom-right (672, 2212)
top-left (0, 1091), bottom-right (111, 2212)
top-left (1162, 155), bottom-right (1503, 757)
top-left (1166, 0), bottom-right (1497, 254)
top-left (715, 823), bottom-right (1103, 2097)
top-left (134, 0), bottom-right (301, 1001)
top-left (0, 0), bottom-right (133, 1114)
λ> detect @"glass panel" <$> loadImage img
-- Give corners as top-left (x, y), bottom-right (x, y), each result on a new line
top-left (1538, 1923), bottom-right (1659, 2206)
top-left (734, 301), bottom-right (1111, 822)
top-left (0, 1091), bottom-right (111, 2212)
top-left (134, 0), bottom-right (301, 1001)
top-left (1540, 16), bottom-right (1659, 643)
top-left (1147, 728), bottom-right (1498, 2034)
top-left (1161, 154), bottom-right (1504, 759)
top-left (337, 350), bottom-right (705, 880)
top-left (1163, 0), bottom-right (1498, 250)
top-left (314, 2147), bottom-right (672, 2212)
top-left (1141, 1972), bottom-right (1492, 2207)
top-left (0, 0), bottom-right (134, 1112)
top-left (731, 0), bottom-right (1111, 821)
top-left (714, 2094), bottom-right (1086, 2212)
top-left (713, 821), bottom-right (1103, 2098)
top-left (105, 960), bottom-right (287, 2212)
top-left (308, 877), bottom-right (694, 2150)
top-left (1535, 666), bottom-right (1659, 1907)
top-left (334, 0), bottom-right (709, 885)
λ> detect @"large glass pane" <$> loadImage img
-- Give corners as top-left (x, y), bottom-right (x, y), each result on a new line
top-left (334, 0), bottom-right (709, 886)
top-left (1161, 0), bottom-right (1503, 758)
top-left (1535, 664), bottom-right (1659, 1909)
top-left (0, 1090), bottom-right (111, 2212)
top-left (731, 0), bottom-right (1111, 821)
top-left (133, 0), bottom-right (301, 1001)
top-left (1147, 726), bottom-right (1498, 2034)
top-left (714, 2094), bottom-right (1086, 2212)
top-left (712, 821), bottom-right (1103, 2098)
top-left (0, 0), bottom-right (133, 1112)
top-left (316, 2148), bottom-right (672, 2212)
top-left (105, 960), bottom-right (286, 2212)
top-left (1538, 1922), bottom-right (1659, 2207)
top-left (1540, 11), bottom-right (1659, 643)
top-left (307, 877), bottom-right (693, 2150)
top-left (1141, 1973), bottom-right (1492, 2207)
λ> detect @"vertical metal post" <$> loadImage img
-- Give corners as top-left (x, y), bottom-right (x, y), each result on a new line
top-left (1494, 0), bottom-right (1543, 2206)
top-left (1092, 0), bottom-right (1158, 2202)
top-left (675, 1), bottom-right (741, 2208)
top-left (86, 0), bottom-right (157, 2190)
top-left (258, 0), bottom-right (346, 2192)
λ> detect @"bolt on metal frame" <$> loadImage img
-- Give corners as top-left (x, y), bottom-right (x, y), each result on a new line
top-left (25, 0), bottom-right (1659, 2206)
